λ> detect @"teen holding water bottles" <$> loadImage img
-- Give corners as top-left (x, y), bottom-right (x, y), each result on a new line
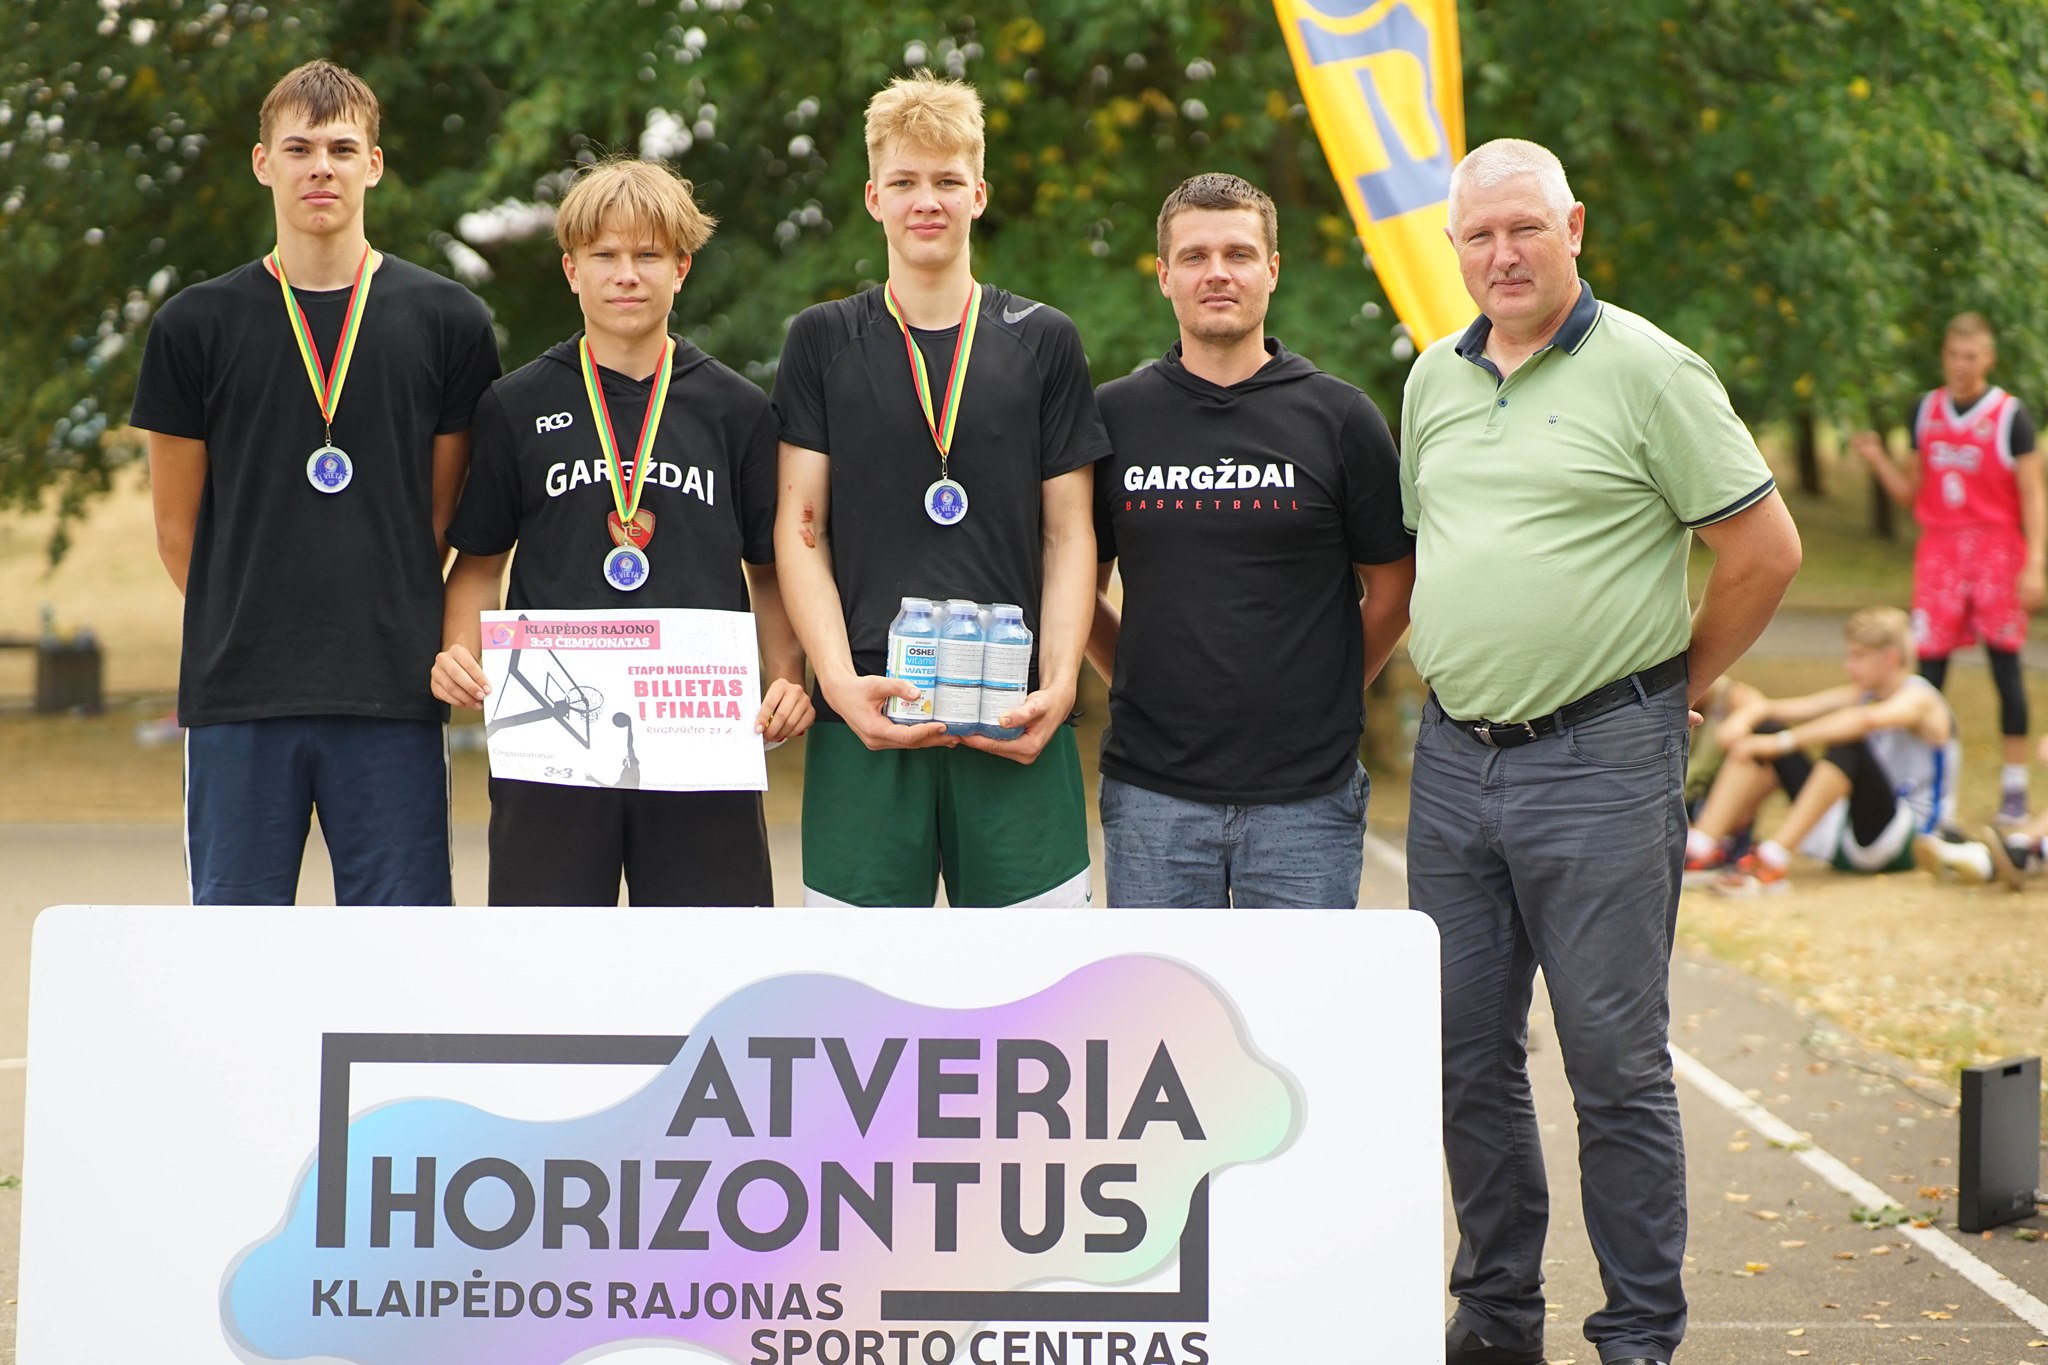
top-left (772, 72), bottom-right (1109, 907)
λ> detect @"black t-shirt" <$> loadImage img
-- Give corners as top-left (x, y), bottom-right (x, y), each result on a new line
top-left (131, 254), bottom-right (500, 726)
top-left (1095, 341), bottom-right (1413, 804)
top-left (447, 337), bottom-right (777, 611)
top-left (772, 284), bottom-right (1111, 720)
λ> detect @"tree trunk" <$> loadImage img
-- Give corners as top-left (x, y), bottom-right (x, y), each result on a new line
top-left (1869, 404), bottom-right (1897, 540)
top-left (1795, 408), bottom-right (1823, 495)
top-left (1870, 470), bottom-right (1895, 539)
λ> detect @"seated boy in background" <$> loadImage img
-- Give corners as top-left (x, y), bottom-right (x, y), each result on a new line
top-left (1686, 607), bottom-right (1959, 895)
top-left (1685, 673), bottom-right (1765, 854)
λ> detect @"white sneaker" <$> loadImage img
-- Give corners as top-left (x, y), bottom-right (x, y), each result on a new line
top-left (1914, 833), bottom-right (1993, 884)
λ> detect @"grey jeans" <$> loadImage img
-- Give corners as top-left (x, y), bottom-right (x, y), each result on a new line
top-left (1408, 680), bottom-right (1690, 1363)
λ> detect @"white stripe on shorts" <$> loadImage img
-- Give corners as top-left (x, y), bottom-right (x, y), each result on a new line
top-left (802, 867), bottom-right (1094, 909)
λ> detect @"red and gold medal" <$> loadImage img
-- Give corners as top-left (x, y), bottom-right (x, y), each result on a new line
top-left (581, 335), bottom-right (673, 591)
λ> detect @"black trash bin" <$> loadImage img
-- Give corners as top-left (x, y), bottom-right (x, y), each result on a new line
top-left (35, 640), bottom-right (103, 714)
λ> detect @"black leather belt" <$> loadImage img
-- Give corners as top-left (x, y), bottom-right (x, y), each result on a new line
top-left (1439, 653), bottom-right (1688, 748)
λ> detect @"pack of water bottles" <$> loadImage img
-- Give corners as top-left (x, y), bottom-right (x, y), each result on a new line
top-left (884, 597), bottom-right (1033, 739)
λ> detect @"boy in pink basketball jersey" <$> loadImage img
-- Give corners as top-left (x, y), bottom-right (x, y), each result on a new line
top-left (1855, 312), bottom-right (2042, 824)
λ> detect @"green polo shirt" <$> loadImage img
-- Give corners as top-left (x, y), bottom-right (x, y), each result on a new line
top-left (1399, 282), bottom-right (1774, 722)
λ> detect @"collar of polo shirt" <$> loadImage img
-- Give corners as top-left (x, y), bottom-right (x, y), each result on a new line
top-left (1454, 279), bottom-right (1602, 383)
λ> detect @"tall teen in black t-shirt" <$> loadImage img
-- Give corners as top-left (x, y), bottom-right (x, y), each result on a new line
top-left (432, 158), bottom-right (812, 907)
top-left (131, 61), bottom-right (499, 906)
top-left (772, 74), bottom-right (1110, 908)
top-left (1086, 174), bottom-right (1415, 908)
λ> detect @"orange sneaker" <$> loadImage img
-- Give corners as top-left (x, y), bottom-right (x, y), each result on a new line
top-left (1714, 850), bottom-right (1789, 897)
top-left (1682, 842), bottom-right (1731, 888)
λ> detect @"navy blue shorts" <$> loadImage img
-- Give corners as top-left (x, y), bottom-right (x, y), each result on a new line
top-left (184, 717), bottom-right (451, 905)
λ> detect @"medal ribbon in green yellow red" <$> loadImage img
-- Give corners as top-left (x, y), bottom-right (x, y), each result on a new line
top-left (579, 334), bottom-right (674, 535)
top-left (883, 281), bottom-right (980, 476)
top-left (270, 243), bottom-right (375, 444)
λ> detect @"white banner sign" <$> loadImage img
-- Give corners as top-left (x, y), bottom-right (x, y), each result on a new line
top-left (18, 906), bottom-right (1444, 1364)
top-left (480, 608), bottom-right (766, 792)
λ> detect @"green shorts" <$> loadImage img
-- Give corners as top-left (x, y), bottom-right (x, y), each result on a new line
top-left (800, 721), bottom-right (1091, 907)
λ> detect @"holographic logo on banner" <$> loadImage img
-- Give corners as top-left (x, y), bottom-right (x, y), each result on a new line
top-left (222, 957), bottom-right (1300, 1365)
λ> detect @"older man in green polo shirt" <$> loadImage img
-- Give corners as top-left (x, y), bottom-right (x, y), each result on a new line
top-left (1402, 138), bottom-right (1802, 1365)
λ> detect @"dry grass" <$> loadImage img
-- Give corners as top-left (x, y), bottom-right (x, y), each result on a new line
top-left (1680, 878), bottom-right (2048, 1085)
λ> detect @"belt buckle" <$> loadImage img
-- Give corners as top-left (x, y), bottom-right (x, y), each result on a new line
top-left (1474, 719), bottom-right (1538, 748)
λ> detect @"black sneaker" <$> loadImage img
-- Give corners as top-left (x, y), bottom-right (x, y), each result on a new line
top-left (1983, 825), bottom-right (2031, 892)
top-left (1446, 1316), bottom-right (1545, 1365)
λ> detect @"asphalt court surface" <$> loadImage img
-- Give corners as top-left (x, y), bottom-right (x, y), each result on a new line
top-left (1, 824), bottom-right (2043, 1362)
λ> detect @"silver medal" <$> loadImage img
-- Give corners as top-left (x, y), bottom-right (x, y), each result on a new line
top-left (306, 445), bottom-right (353, 494)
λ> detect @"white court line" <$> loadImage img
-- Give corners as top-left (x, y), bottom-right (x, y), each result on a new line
top-left (1360, 831), bottom-right (2048, 1336)
top-left (1670, 1046), bottom-right (2048, 1333)
top-left (0, 1058), bottom-right (24, 1070)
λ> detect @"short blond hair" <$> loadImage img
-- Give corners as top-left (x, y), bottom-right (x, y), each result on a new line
top-left (260, 59), bottom-right (380, 146)
top-left (865, 72), bottom-right (985, 179)
top-left (1946, 311), bottom-right (1996, 345)
top-left (1844, 606), bottom-right (1914, 658)
top-left (555, 158), bottom-right (716, 258)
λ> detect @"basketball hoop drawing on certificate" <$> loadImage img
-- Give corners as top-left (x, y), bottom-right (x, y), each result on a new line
top-left (484, 614), bottom-right (604, 749)
top-left (478, 608), bottom-right (768, 793)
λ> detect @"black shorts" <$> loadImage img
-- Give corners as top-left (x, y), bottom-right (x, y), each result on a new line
top-left (486, 778), bottom-right (774, 906)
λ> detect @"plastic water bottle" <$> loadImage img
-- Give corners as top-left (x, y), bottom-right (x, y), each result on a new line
top-left (934, 598), bottom-right (986, 737)
top-left (885, 597), bottom-right (939, 724)
top-left (978, 603), bottom-right (1031, 740)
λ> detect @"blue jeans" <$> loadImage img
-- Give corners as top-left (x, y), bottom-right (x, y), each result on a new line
top-left (1099, 763), bottom-right (1368, 908)
top-left (185, 716), bottom-right (452, 905)
top-left (1408, 682), bottom-right (1690, 1363)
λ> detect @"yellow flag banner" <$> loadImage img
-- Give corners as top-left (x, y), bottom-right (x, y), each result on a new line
top-left (1273, 0), bottom-right (1469, 349)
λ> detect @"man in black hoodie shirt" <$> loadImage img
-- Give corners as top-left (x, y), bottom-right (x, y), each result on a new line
top-left (1085, 174), bottom-right (1415, 908)
top-left (432, 158), bottom-right (812, 905)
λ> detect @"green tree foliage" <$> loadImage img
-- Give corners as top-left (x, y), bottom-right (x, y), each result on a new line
top-left (2, 0), bottom-right (1405, 554)
top-left (1462, 0), bottom-right (2048, 470)
top-left (9, 0), bottom-right (2047, 549)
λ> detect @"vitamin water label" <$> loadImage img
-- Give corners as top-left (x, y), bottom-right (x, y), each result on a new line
top-left (933, 638), bottom-right (984, 725)
top-left (886, 637), bottom-right (937, 720)
top-left (978, 642), bottom-right (1030, 727)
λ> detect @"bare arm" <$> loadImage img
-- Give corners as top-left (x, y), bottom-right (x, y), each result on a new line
top-left (1356, 556), bottom-right (1415, 687)
top-left (772, 441), bottom-right (947, 749)
top-left (1735, 684), bottom-right (1949, 760)
top-left (743, 559), bottom-right (816, 743)
top-left (431, 430), bottom-right (473, 568)
top-left (430, 550), bottom-right (508, 708)
top-left (1086, 562), bottom-right (1120, 686)
top-left (1747, 682), bottom-right (1865, 729)
top-left (2016, 451), bottom-right (2046, 610)
top-left (146, 431), bottom-right (208, 596)
top-left (1685, 490), bottom-right (1803, 707)
top-left (964, 465), bottom-right (1096, 763)
top-left (1850, 428), bottom-right (1919, 509)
